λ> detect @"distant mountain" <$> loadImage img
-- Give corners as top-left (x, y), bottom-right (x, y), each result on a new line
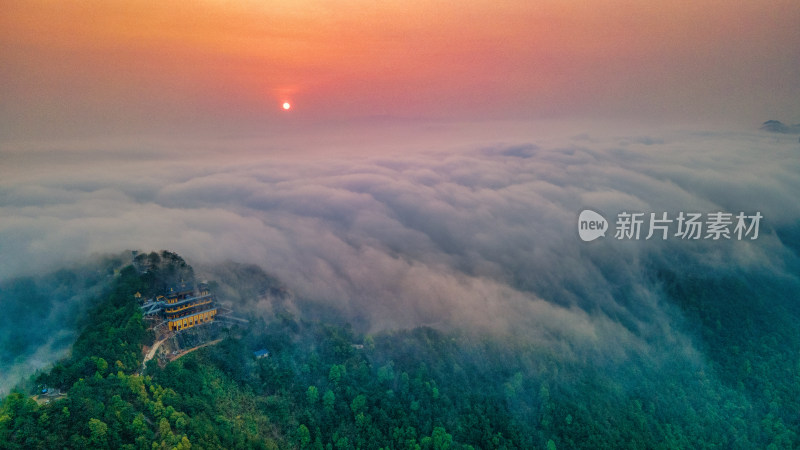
top-left (760, 120), bottom-right (800, 134)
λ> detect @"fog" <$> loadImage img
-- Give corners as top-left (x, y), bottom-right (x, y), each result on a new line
top-left (1, 123), bottom-right (799, 392)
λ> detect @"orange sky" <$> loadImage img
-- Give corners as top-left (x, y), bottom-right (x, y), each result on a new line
top-left (2, 0), bottom-right (798, 140)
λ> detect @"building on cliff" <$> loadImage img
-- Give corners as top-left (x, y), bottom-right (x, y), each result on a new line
top-left (140, 282), bottom-right (218, 332)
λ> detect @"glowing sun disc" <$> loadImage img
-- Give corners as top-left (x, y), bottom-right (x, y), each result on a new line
top-left (282, 102), bottom-right (291, 110)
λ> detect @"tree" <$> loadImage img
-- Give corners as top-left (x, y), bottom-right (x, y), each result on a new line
top-left (323, 390), bottom-right (335, 412)
top-left (159, 417), bottom-right (173, 440)
top-left (377, 363), bottom-right (395, 384)
top-left (328, 365), bottom-right (346, 385)
top-left (88, 418), bottom-right (109, 448)
top-left (350, 394), bottom-right (367, 416)
top-left (297, 424), bottom-right (311, 447)
top-left (335, 436), bottom-right (350, 449)
top-left (431, 427), bottom-right (452, 450)
top-left (307, 386), bottom-right (319, 405)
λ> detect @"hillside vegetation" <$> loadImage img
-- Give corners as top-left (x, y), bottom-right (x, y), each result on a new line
top-left (1, 254), bottom-right (799, 449)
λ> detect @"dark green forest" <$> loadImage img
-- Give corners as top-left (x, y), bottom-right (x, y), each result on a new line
top-left (1, 254), bottom-right (799, 449)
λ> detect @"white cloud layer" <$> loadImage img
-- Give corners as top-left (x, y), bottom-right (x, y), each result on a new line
top-left (2, 127), bottom-right (799, 387)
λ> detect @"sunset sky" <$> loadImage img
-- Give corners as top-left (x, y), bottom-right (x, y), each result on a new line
top-left (2, 0), bottom-right (799, 141)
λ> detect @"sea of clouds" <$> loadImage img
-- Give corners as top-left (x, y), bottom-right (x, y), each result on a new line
top-left (1, 125), bottom-right (799, 390)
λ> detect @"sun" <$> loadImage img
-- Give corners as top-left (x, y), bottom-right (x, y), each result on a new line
top-left (282, 102), bottom-right (291, 110)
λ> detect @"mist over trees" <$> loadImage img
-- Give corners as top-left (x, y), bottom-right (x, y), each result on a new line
top-left (2, 252), bottom-right (800, 448)
top-left (1, 121), bottom-right (799, 449)
top-left (0, 254), bottom-right (130, 395)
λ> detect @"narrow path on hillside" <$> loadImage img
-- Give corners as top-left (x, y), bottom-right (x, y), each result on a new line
top-left (140, 336), bottom-right (170, 372)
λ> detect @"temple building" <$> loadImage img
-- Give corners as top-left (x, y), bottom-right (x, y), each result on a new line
top-left (139, 281), bottom-right (219, 332)
top-left (163, 282), bottom-right (218, 332)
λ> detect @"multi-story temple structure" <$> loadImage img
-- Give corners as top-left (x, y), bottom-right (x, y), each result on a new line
top-left (140, 282), bottom-right (218, 332)
top-left (164, 282), bottom-right (218, 331)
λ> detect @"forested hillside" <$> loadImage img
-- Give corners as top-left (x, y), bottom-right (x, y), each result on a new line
top-left (1, 255), bottom-right (799, 449)
top-left (0, 255), bottom-right (128, 394)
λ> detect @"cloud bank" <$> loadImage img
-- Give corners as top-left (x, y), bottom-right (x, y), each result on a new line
top-left (1, 126), bottom-right (799, 389)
